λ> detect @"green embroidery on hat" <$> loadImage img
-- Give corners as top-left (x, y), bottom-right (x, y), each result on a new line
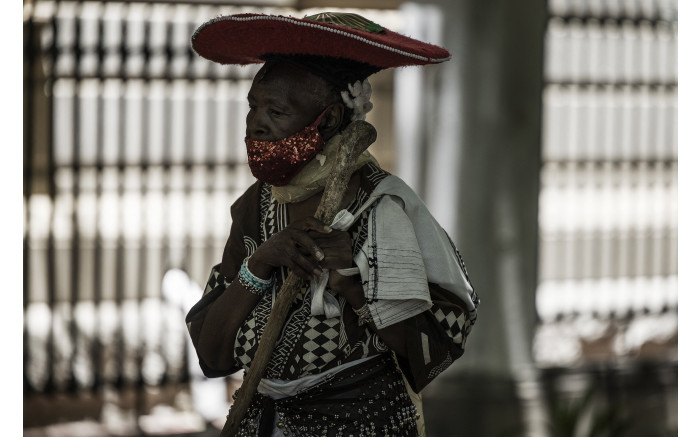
top-left (305, 12), bottom-right (384, 34)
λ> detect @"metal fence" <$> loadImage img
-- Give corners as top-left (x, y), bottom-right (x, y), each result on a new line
top-left (23, 1), bottom-right (280, 396)
top-left (534, 0), bottom-right (678, 366)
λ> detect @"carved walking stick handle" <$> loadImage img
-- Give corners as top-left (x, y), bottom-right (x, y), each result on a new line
top-left (219, 121), bottom-right (377, 436)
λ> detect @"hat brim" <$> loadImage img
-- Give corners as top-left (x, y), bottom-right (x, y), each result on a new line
top-left (191, 13), bottom-right (451, 69)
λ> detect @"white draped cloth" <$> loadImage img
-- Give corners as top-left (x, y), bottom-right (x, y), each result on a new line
top-left (309, 175), bottom-right (476, 329)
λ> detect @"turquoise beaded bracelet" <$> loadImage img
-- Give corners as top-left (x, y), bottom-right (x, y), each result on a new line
top-left (237, 257), bottom-right (275, 295)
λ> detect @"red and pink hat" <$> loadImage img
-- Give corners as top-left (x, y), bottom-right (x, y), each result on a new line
top-left (191, 11), bottom-right (451, 71)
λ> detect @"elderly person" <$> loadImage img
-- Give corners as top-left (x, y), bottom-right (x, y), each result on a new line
top-left (185, 12), bottom-right (479, 437)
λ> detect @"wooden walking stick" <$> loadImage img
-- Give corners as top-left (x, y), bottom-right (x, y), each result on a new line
top-left (219, 120), bottom-right (378, 437)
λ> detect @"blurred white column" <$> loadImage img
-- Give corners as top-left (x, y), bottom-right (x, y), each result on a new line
top-left (601, 19), bottom-right (621, 84)
top-left (125, 3), bottom-right (147, 77)
top-left (191, 80), bottom-right (213, 165)
top-left (147, 4), bottom-right (171, 78)
top-left (568, 19), bottom-right (585, 83)
top-left (544, 18), bottom-right (567, 83)
top-left (124, 80), bottom-right (146, 165)
top-left (26, 195), bottom-right (54, 391)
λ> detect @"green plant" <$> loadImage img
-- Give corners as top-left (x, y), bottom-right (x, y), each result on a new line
top-left (548, 384), bottom-right (631, 437)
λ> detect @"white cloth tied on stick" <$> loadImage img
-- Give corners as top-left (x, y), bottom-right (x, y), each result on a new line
top-left (309, 209), bottom-right (356, 318)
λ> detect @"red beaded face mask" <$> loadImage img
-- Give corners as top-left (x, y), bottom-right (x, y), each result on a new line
top-left (245, 109), bottom-right (328, 186)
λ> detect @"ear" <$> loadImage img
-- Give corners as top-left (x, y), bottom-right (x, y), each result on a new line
top-left (318, 102), bottom-right (345, 142)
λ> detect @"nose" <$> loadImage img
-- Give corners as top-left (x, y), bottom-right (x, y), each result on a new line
top-left (245, 109), bottom-right (268, 139)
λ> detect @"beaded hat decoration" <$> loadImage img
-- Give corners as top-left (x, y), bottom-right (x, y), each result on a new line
top-left (190, 11), bottom-right (451, 71)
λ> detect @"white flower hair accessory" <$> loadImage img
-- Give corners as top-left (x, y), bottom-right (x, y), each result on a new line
top-left (341, 79), bottom-right (373, 121)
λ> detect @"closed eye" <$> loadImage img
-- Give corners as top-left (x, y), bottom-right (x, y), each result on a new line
top-left (269, 108), bottom-right (287, 117)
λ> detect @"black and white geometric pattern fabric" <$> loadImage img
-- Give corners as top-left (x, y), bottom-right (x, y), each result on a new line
top-left (428, 353), bottom-right (453, 379)
top-left (265, 289), bottom-right (311, 378)
top-left (233, 316), bottom-right (258, 368)
top-left (445, 232), bottom-right (480, 326)
top-left (202, 267), bottom-right (232, 298)
top-left (365, 162), bottom-right (389, 187)
top-left (299, 316), bottom-right (342, 372)
top-left (431, 307), bottom-right (468, 347)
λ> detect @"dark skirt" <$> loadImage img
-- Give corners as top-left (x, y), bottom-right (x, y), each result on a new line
top-left (234, 353), bottom-right (419, 437)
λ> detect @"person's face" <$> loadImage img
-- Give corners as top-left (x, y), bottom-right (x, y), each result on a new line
top-left (245, 63), bottom-right (328, 142)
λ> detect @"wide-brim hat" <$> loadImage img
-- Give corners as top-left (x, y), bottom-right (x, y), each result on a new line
top-left (191, 12), bottom-right (451, 70)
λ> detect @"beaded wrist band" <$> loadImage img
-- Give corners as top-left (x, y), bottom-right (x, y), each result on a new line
top-left (237, 257), bottom-right (275, 296)
top-left (352, 303), bottom-right (373, 326)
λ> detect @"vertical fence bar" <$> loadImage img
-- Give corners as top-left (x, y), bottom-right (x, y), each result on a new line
top-left (45, 1), bottom-right (60, 394)
top-left (181, 4), bottom-right (195, 285)
top-left (67, 1), bottom-right (83, 393)
top-left (24, 3), bottom-right (37, 396)
top-left (114, 6), bottom-right (128, 387)
top-left (91, 1), bottom-right (106, 393)
top-left (161, 13), bottom-right (175, 384)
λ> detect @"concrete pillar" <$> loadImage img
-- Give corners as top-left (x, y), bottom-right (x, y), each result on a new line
top-left (415, 1), bottom-right (548, 435)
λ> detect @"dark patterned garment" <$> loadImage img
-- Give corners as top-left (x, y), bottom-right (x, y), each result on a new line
top-left (186, 162), bottom-right (476, 393)
top-left (239, 354), bottom-right (419, 437)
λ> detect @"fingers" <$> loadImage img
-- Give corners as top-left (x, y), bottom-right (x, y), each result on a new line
top-left (311, 231), bottom-right (353, 271)
top-left (287, 228), bottom-right (326, 263)
top-left (276, 229), bottom-right (351, 278)
top-left (285, 246), bottom-right (323, 280)
top-left (254, 217), bottom-right (352, 280)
